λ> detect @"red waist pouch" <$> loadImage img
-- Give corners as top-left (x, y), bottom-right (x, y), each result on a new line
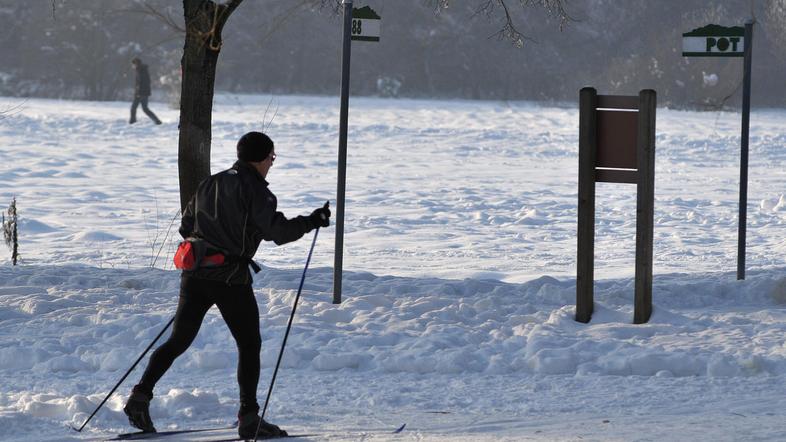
top-left (174, 238), bottom-right (225, 270)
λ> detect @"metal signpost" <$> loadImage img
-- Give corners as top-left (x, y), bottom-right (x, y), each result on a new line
top-left (334, 2), bottom-right (381, 304)
top-left (682, 22), bottom-right (753, 280)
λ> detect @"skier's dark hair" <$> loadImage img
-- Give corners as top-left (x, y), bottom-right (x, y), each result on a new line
top-left (237, 131), bottom-right (274, 163)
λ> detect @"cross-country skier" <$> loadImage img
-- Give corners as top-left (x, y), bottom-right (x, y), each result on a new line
top-left (123, 131), bottom-right (331, 439)
top-left (129, 57), bottom-right (162, 125)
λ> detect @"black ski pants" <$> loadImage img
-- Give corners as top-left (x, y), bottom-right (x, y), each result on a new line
top-left (130, 96), bottom-right (161, 124)
top-left (136, 275), bottom-right (261, 414)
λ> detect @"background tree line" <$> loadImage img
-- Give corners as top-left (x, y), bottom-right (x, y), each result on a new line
top-left (1, 0), bottom-right (785, 108)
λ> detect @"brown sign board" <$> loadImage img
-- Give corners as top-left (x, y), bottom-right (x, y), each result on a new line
top-left (596, 110), bottom-right (638, 170)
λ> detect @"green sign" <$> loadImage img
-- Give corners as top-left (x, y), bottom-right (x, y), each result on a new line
top-left (683, 24), bottom-right (745, 57)
top-left (351, 6), bottom-right (381, 42)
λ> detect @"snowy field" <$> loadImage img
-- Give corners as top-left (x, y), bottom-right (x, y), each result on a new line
top-left (0, 94), bottom-right (785, 441)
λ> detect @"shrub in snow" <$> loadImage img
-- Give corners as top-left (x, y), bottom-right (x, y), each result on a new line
top-left (2, 197), bottom-right (18, 265)
top-left (702, 72), bottom-right (719, 87)
top-left (771, 278), bottom-right (786, 304)
top-left (376, 76), bottom-right (402, 98)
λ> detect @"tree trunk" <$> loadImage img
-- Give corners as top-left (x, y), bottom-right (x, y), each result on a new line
top-left (178, 0), bottom-right (242, 211)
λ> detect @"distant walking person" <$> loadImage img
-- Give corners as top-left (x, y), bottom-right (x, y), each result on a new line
top-left (123, 131), bottom-right (331, 439)
top-left (130, 57), bottom-right (162, 125)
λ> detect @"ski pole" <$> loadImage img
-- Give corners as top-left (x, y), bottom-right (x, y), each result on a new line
top-left (71, 316), bottom-right (175, 432)
top-left (255, 227), bottom-right (320, 441)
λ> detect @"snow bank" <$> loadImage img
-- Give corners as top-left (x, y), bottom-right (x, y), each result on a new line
top-left (2, 265), bottom-right (785, 383)
top-left (1, 263), bottom-right (785, 440)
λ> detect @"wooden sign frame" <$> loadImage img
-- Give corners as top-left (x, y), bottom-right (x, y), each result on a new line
top-left (576, 88), bottom-right (657, 324)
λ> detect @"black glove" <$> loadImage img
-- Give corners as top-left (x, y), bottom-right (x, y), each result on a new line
top-left (309, 201), bottom-right (331, 228)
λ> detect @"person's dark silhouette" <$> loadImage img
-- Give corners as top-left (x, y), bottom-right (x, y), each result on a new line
top-left (130, 57), bottom-right (161, 125)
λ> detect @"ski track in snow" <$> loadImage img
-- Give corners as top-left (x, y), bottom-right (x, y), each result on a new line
top-left (0, 95), bottom-right (785, 441)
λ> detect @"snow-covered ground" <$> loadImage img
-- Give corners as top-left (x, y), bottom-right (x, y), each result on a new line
top-left (0, 94), bottom-right (785, 441)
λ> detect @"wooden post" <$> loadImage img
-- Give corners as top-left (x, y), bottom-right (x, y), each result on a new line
top-left (634, 90), bottom-right (656, 324)
top-left (576, 87), bottom-right (598, 323)
top-left (576, 88), bottom-right (656, 324)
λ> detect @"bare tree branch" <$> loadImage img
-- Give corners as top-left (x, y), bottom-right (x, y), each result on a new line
top-left (432, 0), bottom-right (573, 47)
top-left (475, 0), bottom-right (528, 47)
top-left (0, 100), bottom-right (28, 120)
top-left (257, 0), bottom-right (314, 47)
top-left (118, 3), bottom-right (187, 34)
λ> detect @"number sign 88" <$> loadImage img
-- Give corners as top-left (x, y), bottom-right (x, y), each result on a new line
top-left (351, 19), bottom-right (362, 35)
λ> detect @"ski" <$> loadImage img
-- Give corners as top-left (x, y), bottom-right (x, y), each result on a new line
top-left (204, 434), bottom-right (316, 442)
top-left (109, 423), bottom-right (403, 441)
top-left (106, 425), bottom-right (237, 440)
top-left (203, 423), bottom-right (405, 441)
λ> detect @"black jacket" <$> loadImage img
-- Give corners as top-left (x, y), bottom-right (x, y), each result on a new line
top-left (134, 63), bottom-right (152, 97)
top-left (179, 160), bottom-right (316, 285)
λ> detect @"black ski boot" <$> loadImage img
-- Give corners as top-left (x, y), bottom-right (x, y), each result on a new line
top-left (123, 387), bottom-right (156, 433)
top-left (237, 412), bottom-right (287, 440)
